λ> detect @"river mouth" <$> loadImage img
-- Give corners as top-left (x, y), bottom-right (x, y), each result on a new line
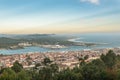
top-left (0, 45), bottom-right (119, 55)
top-left (0, 33), bottom-right (120, 55)
top-left (68, 37), bottom-right (109, 47)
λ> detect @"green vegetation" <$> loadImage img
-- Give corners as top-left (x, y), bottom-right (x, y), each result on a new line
top-left (0, 34), bottom-right (74, 49)
top-left (0, 37), bottom-right (21, 49)
top-left (1, 50), bottom-right (120, 80)
top-left (0, 34), bottom-right (98, 49)
top-left (11, 61), bottom-right (23, 73)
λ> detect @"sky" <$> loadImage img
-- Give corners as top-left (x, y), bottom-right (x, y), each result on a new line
top-left (0, 0), bottom-right (120, 34)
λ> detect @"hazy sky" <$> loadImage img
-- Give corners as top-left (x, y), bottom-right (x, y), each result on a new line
top-left (0, 0), bottom-right (120, 34)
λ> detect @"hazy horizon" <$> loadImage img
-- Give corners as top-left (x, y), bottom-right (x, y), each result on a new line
top-left (0, 0), bottom-right (120, 34)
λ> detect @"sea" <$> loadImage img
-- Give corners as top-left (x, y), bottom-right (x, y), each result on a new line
top-left (0, 33), bottom-right (120, 55)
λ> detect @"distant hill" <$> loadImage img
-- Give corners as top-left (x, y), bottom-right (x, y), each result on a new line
top-left (0, 34), bottom-right (73, 49)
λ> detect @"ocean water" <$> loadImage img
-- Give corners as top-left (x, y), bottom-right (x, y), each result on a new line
top-left (0, 33), bottom-right (120, 55)
top-left (74, 33), bottom-right (120, 48)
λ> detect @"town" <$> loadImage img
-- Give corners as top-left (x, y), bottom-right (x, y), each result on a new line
top-left (0, 47), bottom-right (120, 70)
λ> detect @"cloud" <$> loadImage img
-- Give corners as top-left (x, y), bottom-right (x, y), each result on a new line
top-left (80, 0), bottom-right (100, 5)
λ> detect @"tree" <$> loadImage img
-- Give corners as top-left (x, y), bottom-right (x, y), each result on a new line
top-left (34, 63), bottom-right (41, 69)
top-left (91, 59), bottom-right (105, 69)
top-left (56, 68), bottom-right (83, 80)
top-left (81, 63), bottom-right (107, 80)
top-left (0, 68), bottom-right (16, 80)
top-left (101, 50), bottom-right (116, 69)
top-left (42, 57), bottom-right (52, 65)
top-left (11, 61), bottom-right (23, 73)
top-left (84, 55), bottom-right (89, 60)
top-left (38, 67), bottom-right (53, 80)
top-left (16, 70), bottom-right (30, 80)
top-left (50, 63), bottom-right (59, 73)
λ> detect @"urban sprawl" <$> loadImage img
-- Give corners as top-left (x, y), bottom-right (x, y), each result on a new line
top-left (0, 48), bottom-right (120, 69)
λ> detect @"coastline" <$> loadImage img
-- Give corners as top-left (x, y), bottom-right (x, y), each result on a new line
top-left (68, 38), bottom-right (83, 42)
top-left (1, 47), bottom-right (120, 55)
top-left (68, 37), bottom-right (109, 46)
